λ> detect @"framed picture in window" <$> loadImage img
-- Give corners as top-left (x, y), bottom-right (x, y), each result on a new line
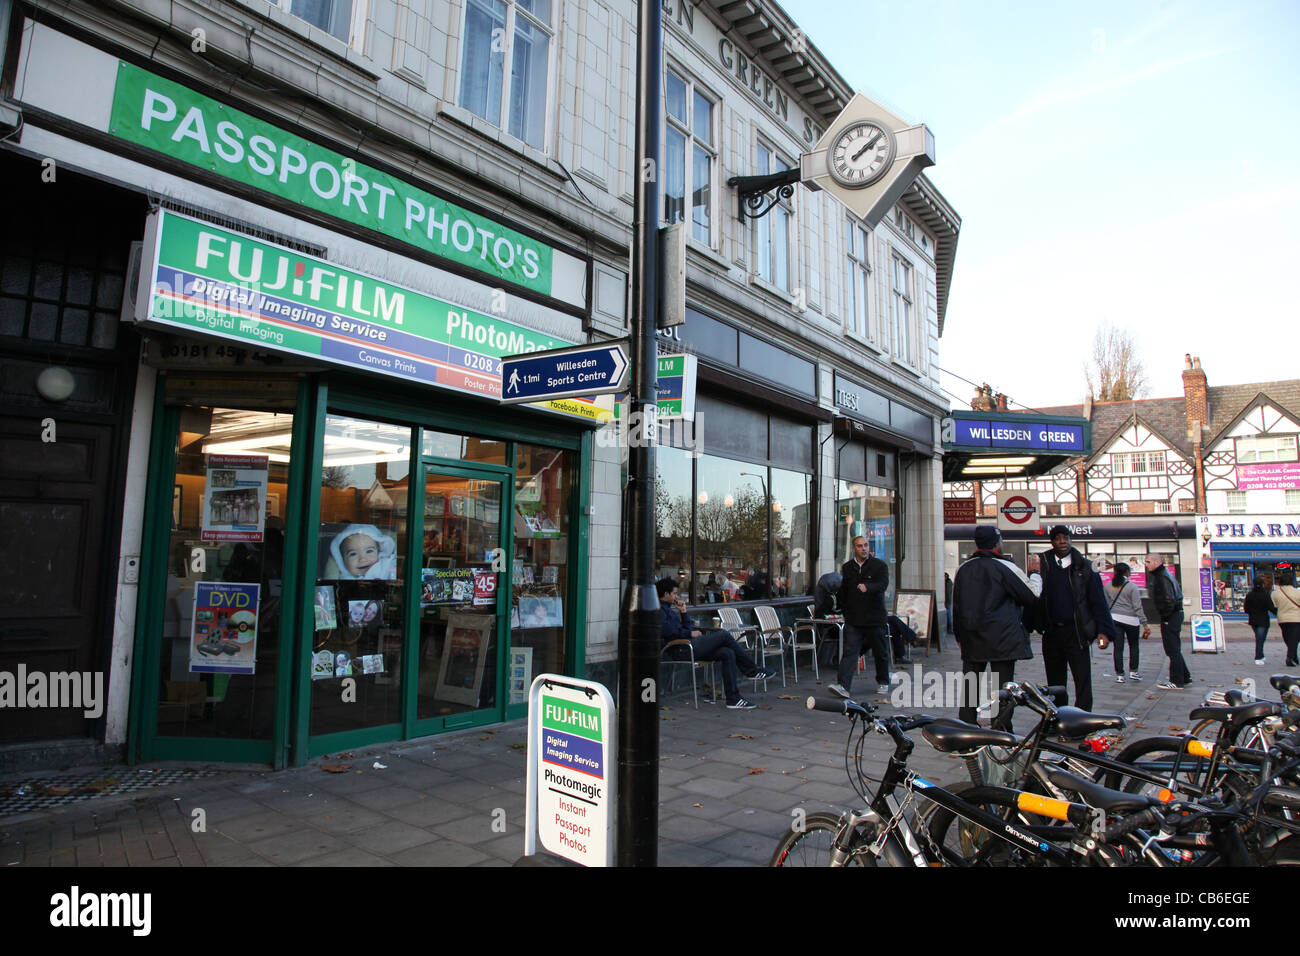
top-left (894, 590), bottom-right (937, 653)
top-left (436, 612), bottom-right (493, 706)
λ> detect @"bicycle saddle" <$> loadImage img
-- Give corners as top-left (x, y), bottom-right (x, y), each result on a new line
top-left (1223, 689), bottom-right (1255, 706)
top-left (921, 721), bottom-right (1019, 754)
top-left (1043, 766), bottom-right (1164, 813)
top-left (1050, 706), bottom-right (1126, 740)
top-left (1188, 700), bottom-right (1281, 735)
top-left (1271, 674), bottom-right (1300, 695)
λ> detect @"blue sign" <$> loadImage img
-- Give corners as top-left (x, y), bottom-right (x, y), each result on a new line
top-left (500, 343), bottom-right (629, 404)
top-left (948, 417), bottom-right (1084, 452)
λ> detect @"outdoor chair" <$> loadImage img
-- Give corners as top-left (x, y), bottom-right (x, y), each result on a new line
top-left (715, 606), bottom-right (770, 693)
top-left (661, 639), bottom-right (720, 708)
top-left (786, 604), bottom-right (821, 681)
top-left (752, 605), bottom-right (792, 687)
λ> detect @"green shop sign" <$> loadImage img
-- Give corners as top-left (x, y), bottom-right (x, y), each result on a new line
top-left (110, 61), bottom-right (556, 294)
top-left (144, 209), bottom-right (578, 404)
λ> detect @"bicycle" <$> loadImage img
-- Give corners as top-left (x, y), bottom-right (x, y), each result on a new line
top-left (770, 696), bottom-right (1167, 867)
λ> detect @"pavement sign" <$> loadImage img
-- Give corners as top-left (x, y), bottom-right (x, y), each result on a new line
top-left (524, 674), bottom-right (616, 866)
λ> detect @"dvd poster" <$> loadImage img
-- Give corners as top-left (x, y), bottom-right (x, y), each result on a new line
top-left (190, 582), bottom-right (259, 675)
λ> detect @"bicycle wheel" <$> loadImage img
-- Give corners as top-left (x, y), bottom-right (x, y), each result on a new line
top-left (769, 811), bottom-right (875, 867)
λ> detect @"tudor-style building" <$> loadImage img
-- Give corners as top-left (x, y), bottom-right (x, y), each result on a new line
top-left (943, 355), bottom-right (1300, 619)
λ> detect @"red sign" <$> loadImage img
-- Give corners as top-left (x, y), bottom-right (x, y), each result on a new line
top-left (944, 499), bottom-right (977, 524)
top-left (473, 570), bottom-right (498, 605)
top-left (1000, 495), bottom-right (1035, 525)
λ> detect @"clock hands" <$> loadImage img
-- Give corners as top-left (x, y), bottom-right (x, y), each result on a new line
top-left (850, 131), bottom-right (884, 163)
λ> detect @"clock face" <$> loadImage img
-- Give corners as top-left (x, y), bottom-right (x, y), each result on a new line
top-left (827, 121), bottom-right (897, 189)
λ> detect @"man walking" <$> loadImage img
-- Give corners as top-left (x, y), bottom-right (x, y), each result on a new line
top-left (951, 526), bottom-right (1040, 727)
top-left (1036, 525), bottom-right (1117, 711)
top-left (1145, 553), bottom-right (1192, 689)
top-left (830, 536), bottom-right (890, 698)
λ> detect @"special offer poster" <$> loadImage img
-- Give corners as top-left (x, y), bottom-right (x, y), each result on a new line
top-left (191, 582), bottom-right (260, 675)
top-left (202, 454), bottom-right (269, 542)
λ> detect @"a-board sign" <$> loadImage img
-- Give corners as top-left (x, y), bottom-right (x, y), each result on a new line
top-left (524, 674), bottom-right (616, 866)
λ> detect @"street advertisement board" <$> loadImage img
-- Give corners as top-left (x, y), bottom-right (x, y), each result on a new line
top-left (524, 675), bottom-right (616, 866)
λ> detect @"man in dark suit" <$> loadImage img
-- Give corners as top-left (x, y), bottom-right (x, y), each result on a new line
top-left (831, 536), bottom-right (890, 697)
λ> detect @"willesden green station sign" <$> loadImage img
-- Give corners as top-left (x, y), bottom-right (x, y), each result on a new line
top-left (107, 60), bottom-right (557, 295)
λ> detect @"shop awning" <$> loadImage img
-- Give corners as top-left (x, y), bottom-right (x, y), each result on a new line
top-left (941, 410), bottom-right (1091, 482)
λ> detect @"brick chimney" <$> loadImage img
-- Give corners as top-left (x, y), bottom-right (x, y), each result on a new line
top-left (970, 384), bottom-right (994, 411)
top-left (994, 392), bottom-right (1008, 411)
top-left (1183, 354), bottom-right (1208, 434)
top-left (1182, 354), bottom-right (1208, 511)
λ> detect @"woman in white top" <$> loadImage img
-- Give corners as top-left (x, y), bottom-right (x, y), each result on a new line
top-left (1107, 562), bottom-right (1149, 683)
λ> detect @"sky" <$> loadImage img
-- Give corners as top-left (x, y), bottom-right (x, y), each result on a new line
top-left (780, 0), bottom-right (1300, 412)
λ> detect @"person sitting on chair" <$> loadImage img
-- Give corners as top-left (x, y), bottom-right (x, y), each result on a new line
top-left (658, 577), bottom-right (775, 710)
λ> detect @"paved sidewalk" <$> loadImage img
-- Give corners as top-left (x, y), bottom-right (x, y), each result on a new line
top-left (0, 624), bottom-right (1279, 867)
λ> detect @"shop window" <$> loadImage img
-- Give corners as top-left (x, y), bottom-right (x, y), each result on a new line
top-left (755, 143), bottom-right (793, 292)
top-left (655, 446), bottom-right (694, 595)
top-left (1236, 434), bottom-right (1298, 464)
top-left (310, 415), bottom-right (412, 735)
top-left (664, 70), bottom-right (717, 246)
top-left (422, 429), bottom-right (508, 465)
top-left (695, 456), bottom-right (768, 602)
top-left (771, 467), bottom-right (811, 597)
top-left (1227, 490), bottom-right (1247, 514)
top-left (845, 217), bottom-right (871, 341)
top-left (511, 444), bottom-right (572, 686)
top-left (834, 480), bottom-right (896, 609)
top-left (158, 407), bottom-right (294, 740)
top-left (459, 0), bottom-right (553, 150)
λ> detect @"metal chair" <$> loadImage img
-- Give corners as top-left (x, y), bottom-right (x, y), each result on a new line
top-left (752, 605), bottom-right (792, 686)
top-left (787, 604), bottom-right (821, 682)
top-left (715, 606), bottom-right (769, 693)
top-left (660, 639), bottom-right (720, 708)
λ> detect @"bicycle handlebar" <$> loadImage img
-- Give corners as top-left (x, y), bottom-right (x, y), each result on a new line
top-left (807, 696), bottom-right (873, 719)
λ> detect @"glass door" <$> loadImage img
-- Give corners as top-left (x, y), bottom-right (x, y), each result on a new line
top-left (413, 464), bottom-right (508, 732)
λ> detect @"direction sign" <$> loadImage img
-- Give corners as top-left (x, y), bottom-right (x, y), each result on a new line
top-left (524, 674), bottom-right (616, 866)
top-left (500, 342), bottom-right (629, 404)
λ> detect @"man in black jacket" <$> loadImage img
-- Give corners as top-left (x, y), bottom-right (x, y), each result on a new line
top-left (1037, 525), bottom-right (1118, 711)
top-left (1144, 553), bottom-right (1192, 688)
top-left (831, 536), bottom-right (890, 697)
top-left (952, 526), bottom-right (1040, 726)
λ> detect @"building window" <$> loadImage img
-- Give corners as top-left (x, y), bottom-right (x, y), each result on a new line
top-left (1227, 490), bottom-right (1247, 514)
top-left (1112, 451), bottom-right (1167, 475)
top-left (270, 0), bottom-right (361, 44)
top-left (894, 207), bottom-right (916, 242)
top-left (1155, 500), bottom-right (1172, 513)
top-left (1235, 434), bottom-right (1299, 464)
top-left (845, 218), bottom-right (871, 340)
top-left (1103, 501), bottom-right (1127, 515)
top-left (663, 71), bottom-right (717, 246)
top-left (890, 252), bottom-right (913, 363)
top-left (755, 143), bottom-right (792, 291)
top-left (459, 0), bottom-right (553, 150)
top-left (1043, 503), bottom-right (1063, 517)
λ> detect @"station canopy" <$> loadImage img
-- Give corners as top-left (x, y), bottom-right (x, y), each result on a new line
top-left (941, 410), bottom-right (1091, 482)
